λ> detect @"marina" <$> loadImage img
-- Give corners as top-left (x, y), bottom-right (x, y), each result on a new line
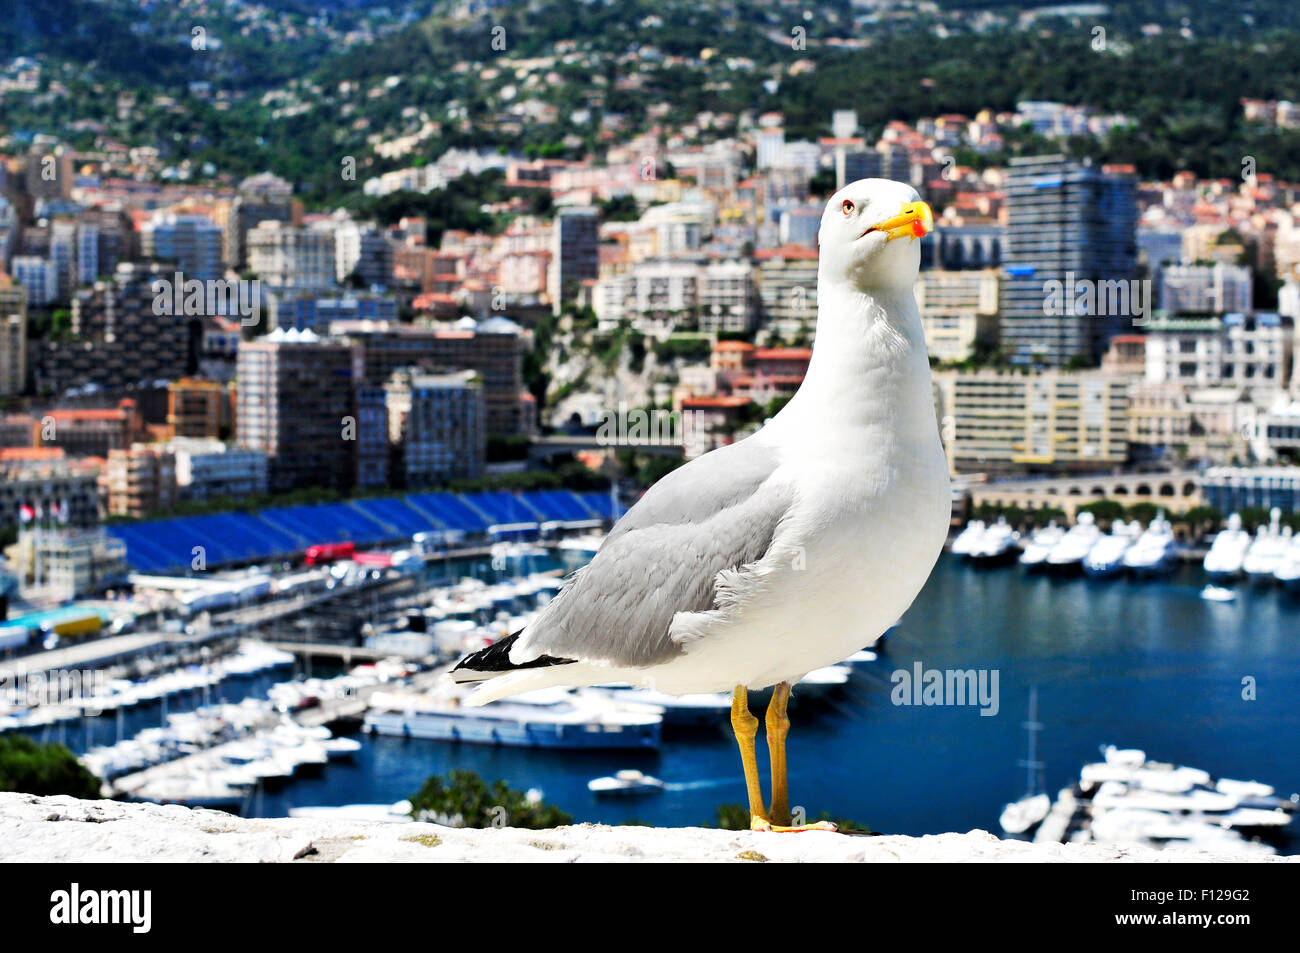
top-left (2, 537), bottom-right (1297, 853)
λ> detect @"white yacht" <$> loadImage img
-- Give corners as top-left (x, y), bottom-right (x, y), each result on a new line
top-left (1034, 745), bottom-right (1297, 854)
top-left (1018, 522), bottom-right (1065, 572)
top-left (1202, 513), bottom-right (1251, 581)
top-left (1200, 584), bottom-right (1237, 602)
top-left (584, 685), bottom-right (730, 728)
top-left (796, 665), bottom-right (852, 699)
top-left (969, 517), bottom-right (1021, 566)
top-left (1274, 532), bottom-right (1300, 591)
top-left (1045, 512), bottom-right (1102, 573)
top-left (1083, 520), bottom-right (1140, 578)
top-left (1243, 509), bottom-right (1289, 582)
top-left (950, 520), bottom-right (986, 559)
top-left (1122, 514), bottom-right (1177, 577)
top-left (363, 685), bottom-right (662, 749)
top-left (588, 769), bottom-right (666, 796)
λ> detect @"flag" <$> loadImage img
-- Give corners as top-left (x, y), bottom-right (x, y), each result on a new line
top-left (18, 504), bottom-right (33, 524)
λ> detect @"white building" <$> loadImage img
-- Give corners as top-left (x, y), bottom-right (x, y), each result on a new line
top-left (247, 221), bottom-right (337, 290)
top-left (915, 269), bottom-right (1000, 363)
top-left (595, 258), bottom-right (756, 335)
top-left (7, 527), bottom-right (127, 600)
top-left (1144, 313), bottom-right (1290, 393)
top-left (171, 437), bottom-right (269, 502)
top-left (1159, 263), bottom-right (1253, 315)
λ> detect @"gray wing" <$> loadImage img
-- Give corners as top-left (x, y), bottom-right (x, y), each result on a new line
top-left (518, 437), bottom-right (789, 668)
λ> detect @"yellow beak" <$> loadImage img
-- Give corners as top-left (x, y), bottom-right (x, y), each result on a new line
top-left (865, 200), bottom-right (934, 242)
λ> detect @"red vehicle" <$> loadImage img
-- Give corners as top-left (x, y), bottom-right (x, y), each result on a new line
top-left (304, 541), bottom-right (355, 565)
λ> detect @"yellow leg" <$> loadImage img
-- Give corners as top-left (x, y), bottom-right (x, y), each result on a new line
top-left (757, 682), bottom-right (838, 834)
top-left (766, 681), bottom-right (792, 825)
top-left (730, 685), bottom-right (769, 828)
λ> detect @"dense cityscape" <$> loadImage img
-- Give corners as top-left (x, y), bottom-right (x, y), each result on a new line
top-left (0, 0), bottom-right (1299, 876)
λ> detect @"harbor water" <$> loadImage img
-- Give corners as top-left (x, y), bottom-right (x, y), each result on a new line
top-left (31, 552), bottom-right (1300, 847)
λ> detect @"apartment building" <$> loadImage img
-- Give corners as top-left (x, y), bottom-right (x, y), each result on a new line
top-left (933, 369), bottom-right (1129, 475)
top-left (0, 282), bottom-right (26, 396)
top-left (384, 368), bottom-right (485, 486)
top-left (1143, 312), bottom-right (1290, 393)
top-left (235, 330), bottom-right (361, 493)
top-left (755, 244), bottom-right (819, 337)
top-left (999, 156), bottom-right (1138, 365)
top-left (171, 437), bottom-right (269, 502)
top-left (915, 269), bottom-right (1000, 363)
top-left (331, 319), bottom-right (527, 436)
top-left (100, 444), bottom-right (178, 517)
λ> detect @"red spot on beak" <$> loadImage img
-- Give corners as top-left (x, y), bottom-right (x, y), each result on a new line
top-left (911, 218), bottom-right (926, 237)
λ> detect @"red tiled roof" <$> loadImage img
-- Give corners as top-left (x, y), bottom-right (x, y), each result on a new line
top-left (682, 396), bottom-right (751, 409)
top-left (754, 244), bottom-right (819, 261)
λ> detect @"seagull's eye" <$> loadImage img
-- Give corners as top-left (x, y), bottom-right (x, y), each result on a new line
top-left (841, 200), bottom-right (855, 216)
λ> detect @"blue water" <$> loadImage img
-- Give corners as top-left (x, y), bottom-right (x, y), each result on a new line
top-left (32, 553), bottom-right (1300, 843)
top-left (254, 555), bottom-right (1300, 841)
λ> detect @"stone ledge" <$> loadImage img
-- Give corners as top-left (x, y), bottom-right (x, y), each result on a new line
top-left (0, 793), bottom-right (1292, 863)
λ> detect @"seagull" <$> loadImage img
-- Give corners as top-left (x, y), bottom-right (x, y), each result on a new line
top-left (452, 179), bottom-right (951, 832)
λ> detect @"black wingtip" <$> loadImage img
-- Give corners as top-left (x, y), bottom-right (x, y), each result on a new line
top-left (451, 631), bottom-right (575, 678)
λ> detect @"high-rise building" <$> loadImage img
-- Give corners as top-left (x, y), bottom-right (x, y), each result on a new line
top-left (354, 385), bottom-right (389, 490)
top-left (75, 222), bottom-right (100, 286)
top-left (385, 368), bottom-right (485, 487)
top-left (78, 205), bottom-right (137, 279)
top-left (0, 282), bottom-right (26, 396)
top-left (141, 213), bottom-right (224, 282)
top-left (549, 207), bottom-right (599, 315)
top-left (331, 318), bottom-right (527, 435)
top-left (235, 330), bottom-right (359, 493)
top-left (10, 255), bottom-right (57, 306)
top-left (39, 262), bottom-right (197, 395)
top-left (49, 220), bottom-right (77, 300)
top-left (999, 156), bottom-right (1138, 366)
top-left (225, 172), bottom-right (298, 270)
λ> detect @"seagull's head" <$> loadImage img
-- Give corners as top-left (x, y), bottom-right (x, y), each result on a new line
top-left (817, 178), bottom-right (933, 291)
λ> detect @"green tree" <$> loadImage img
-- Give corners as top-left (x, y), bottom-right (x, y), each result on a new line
top-left (1126, 502), bottom-right (1159, 525)
top-left (1078, 499), bottom-right (1125, 524)
top-left (1030, 506), bottom-right (1066, 527)
top-left (0, 734), bottom-right (101, 799)
top-left (408, 770), bottom-right (572, 829)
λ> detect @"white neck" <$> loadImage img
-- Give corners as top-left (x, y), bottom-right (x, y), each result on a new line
top-left (768, 278), bottom-right (938, 451)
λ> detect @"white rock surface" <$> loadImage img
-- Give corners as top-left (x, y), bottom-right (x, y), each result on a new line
top-left (1, 793), bottom-right (1292, 863)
